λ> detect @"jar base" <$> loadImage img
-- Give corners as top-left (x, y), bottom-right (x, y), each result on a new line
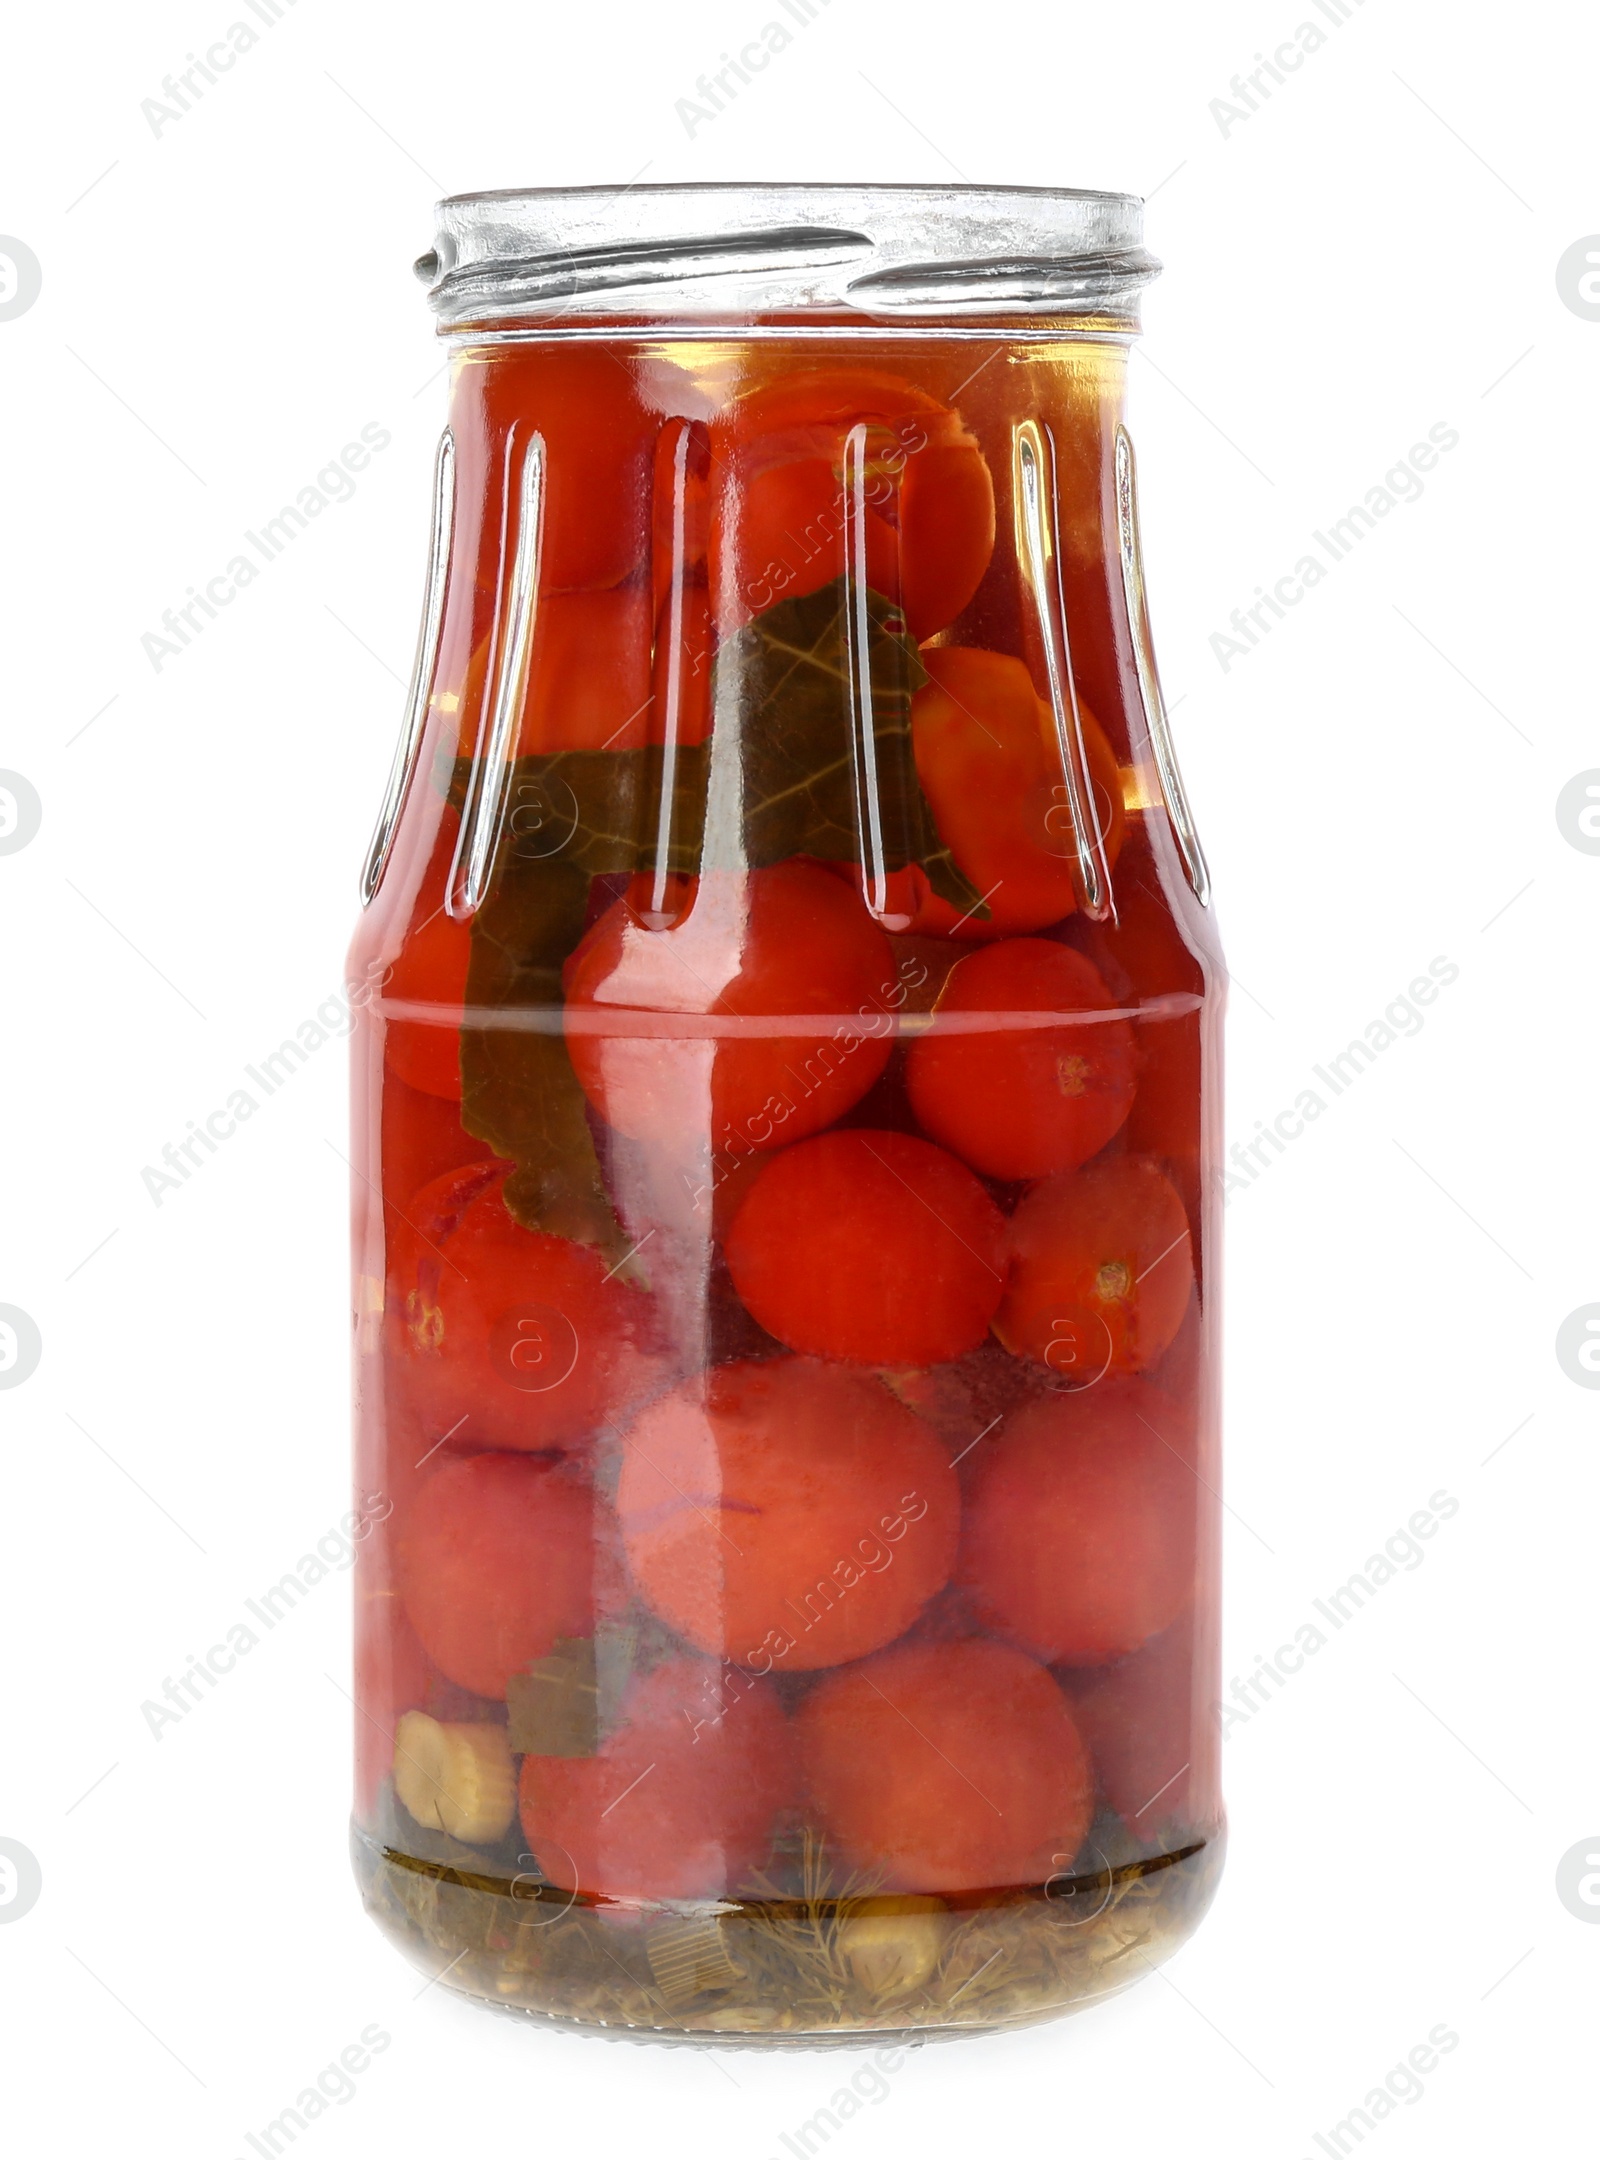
top-left (351, 1816), bottom-right (1224, 2046)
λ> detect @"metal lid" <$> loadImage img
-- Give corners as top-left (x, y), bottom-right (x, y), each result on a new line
top-left (416, 182), bottom-right (1159, 330)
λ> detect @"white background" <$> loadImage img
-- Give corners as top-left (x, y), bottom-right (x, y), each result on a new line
top-left (1, 0), bottom-right (1594, 2151)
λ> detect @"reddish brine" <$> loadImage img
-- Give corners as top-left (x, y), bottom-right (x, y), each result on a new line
top-left (348, 262), bottom-right (1225, 2039)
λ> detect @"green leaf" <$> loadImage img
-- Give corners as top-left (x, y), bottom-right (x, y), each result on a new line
top-left (506, 1634), bottom-right (608, 1758)
top-left (439, 742), bottom-right (706, 875)
top-left (712, 580), bottom-right (986, 915)
top-left (505, 1613), bottom-right (678, 1757)
top-left (458, 855), bottom-right (630, 1260)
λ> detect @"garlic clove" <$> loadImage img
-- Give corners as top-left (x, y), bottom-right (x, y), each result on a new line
top-left (393, 1710), bottom-right (515, 1844)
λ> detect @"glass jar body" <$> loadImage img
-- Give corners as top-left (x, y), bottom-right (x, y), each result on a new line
top-left (346, 318), bottom-right (1225, 2042)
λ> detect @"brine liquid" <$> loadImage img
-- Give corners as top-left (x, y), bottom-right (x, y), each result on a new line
top-left (347, 328), bottom-right (1224, 2039)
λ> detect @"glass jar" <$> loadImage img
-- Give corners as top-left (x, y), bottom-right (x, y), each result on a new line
top-left (346, 182), bottom-right (1225, 2043)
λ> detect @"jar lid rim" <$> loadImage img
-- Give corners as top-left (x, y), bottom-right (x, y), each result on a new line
top-left (421, 182), bottom-right (1158, 328)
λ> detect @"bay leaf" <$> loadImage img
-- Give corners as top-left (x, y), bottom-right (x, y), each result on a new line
top-left (458, 854), bottom-right (629, 1258)
top-left (506, 1636), bottom-right (601, 1758)
top-left (505, 1620), bottom-right (642, 1758)
top-left (713, 580), bottom-right (987, 916)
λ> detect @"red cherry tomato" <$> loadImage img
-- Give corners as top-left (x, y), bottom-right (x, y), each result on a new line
top-left (475, 346), bottom-right (653, 592)
top-left (386, 1157), bottom-right (503, 1280)
top-left (908, 648), bottom-right (1125, 937)
top-left (448, 597), bottom-right (650, 759)
top-left (724, 1129), bottom-right (1006, 1367)
top-left (712, 452), bottom-right (902, 630)
top-left (616, 1356), bottom-right (959, 1672)
top-left (958, 1381), bottom-right (1197, 1665)
top-left (563, 862), bottom-right (896, 1156)
top-left (1064, 1608), bottom-right (1218, 1833)
top-left (994, 1155), bottom-right (1194, 1379)
top-left (394, 1165), bottom-right (654, 1453)
top-left (519, 1653), bottom-right (795, 1904)
top-left (815, 859), bottom-right (950, 937)
top-left (899, 442), bottom-right (1000, 645)
top-left (797, 1639), bottom-right (1095, 1894)
top-left (514, 585), bottom-right (653, 753)
top-left (379, 1073), bottom-right (498, 1207)
top-left (709, 368), bottom-right (995, 639)
top-left (396, 1452), bottom-right (603, 1699)
top-left (906, 939), bottom-right (1136, 1182)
